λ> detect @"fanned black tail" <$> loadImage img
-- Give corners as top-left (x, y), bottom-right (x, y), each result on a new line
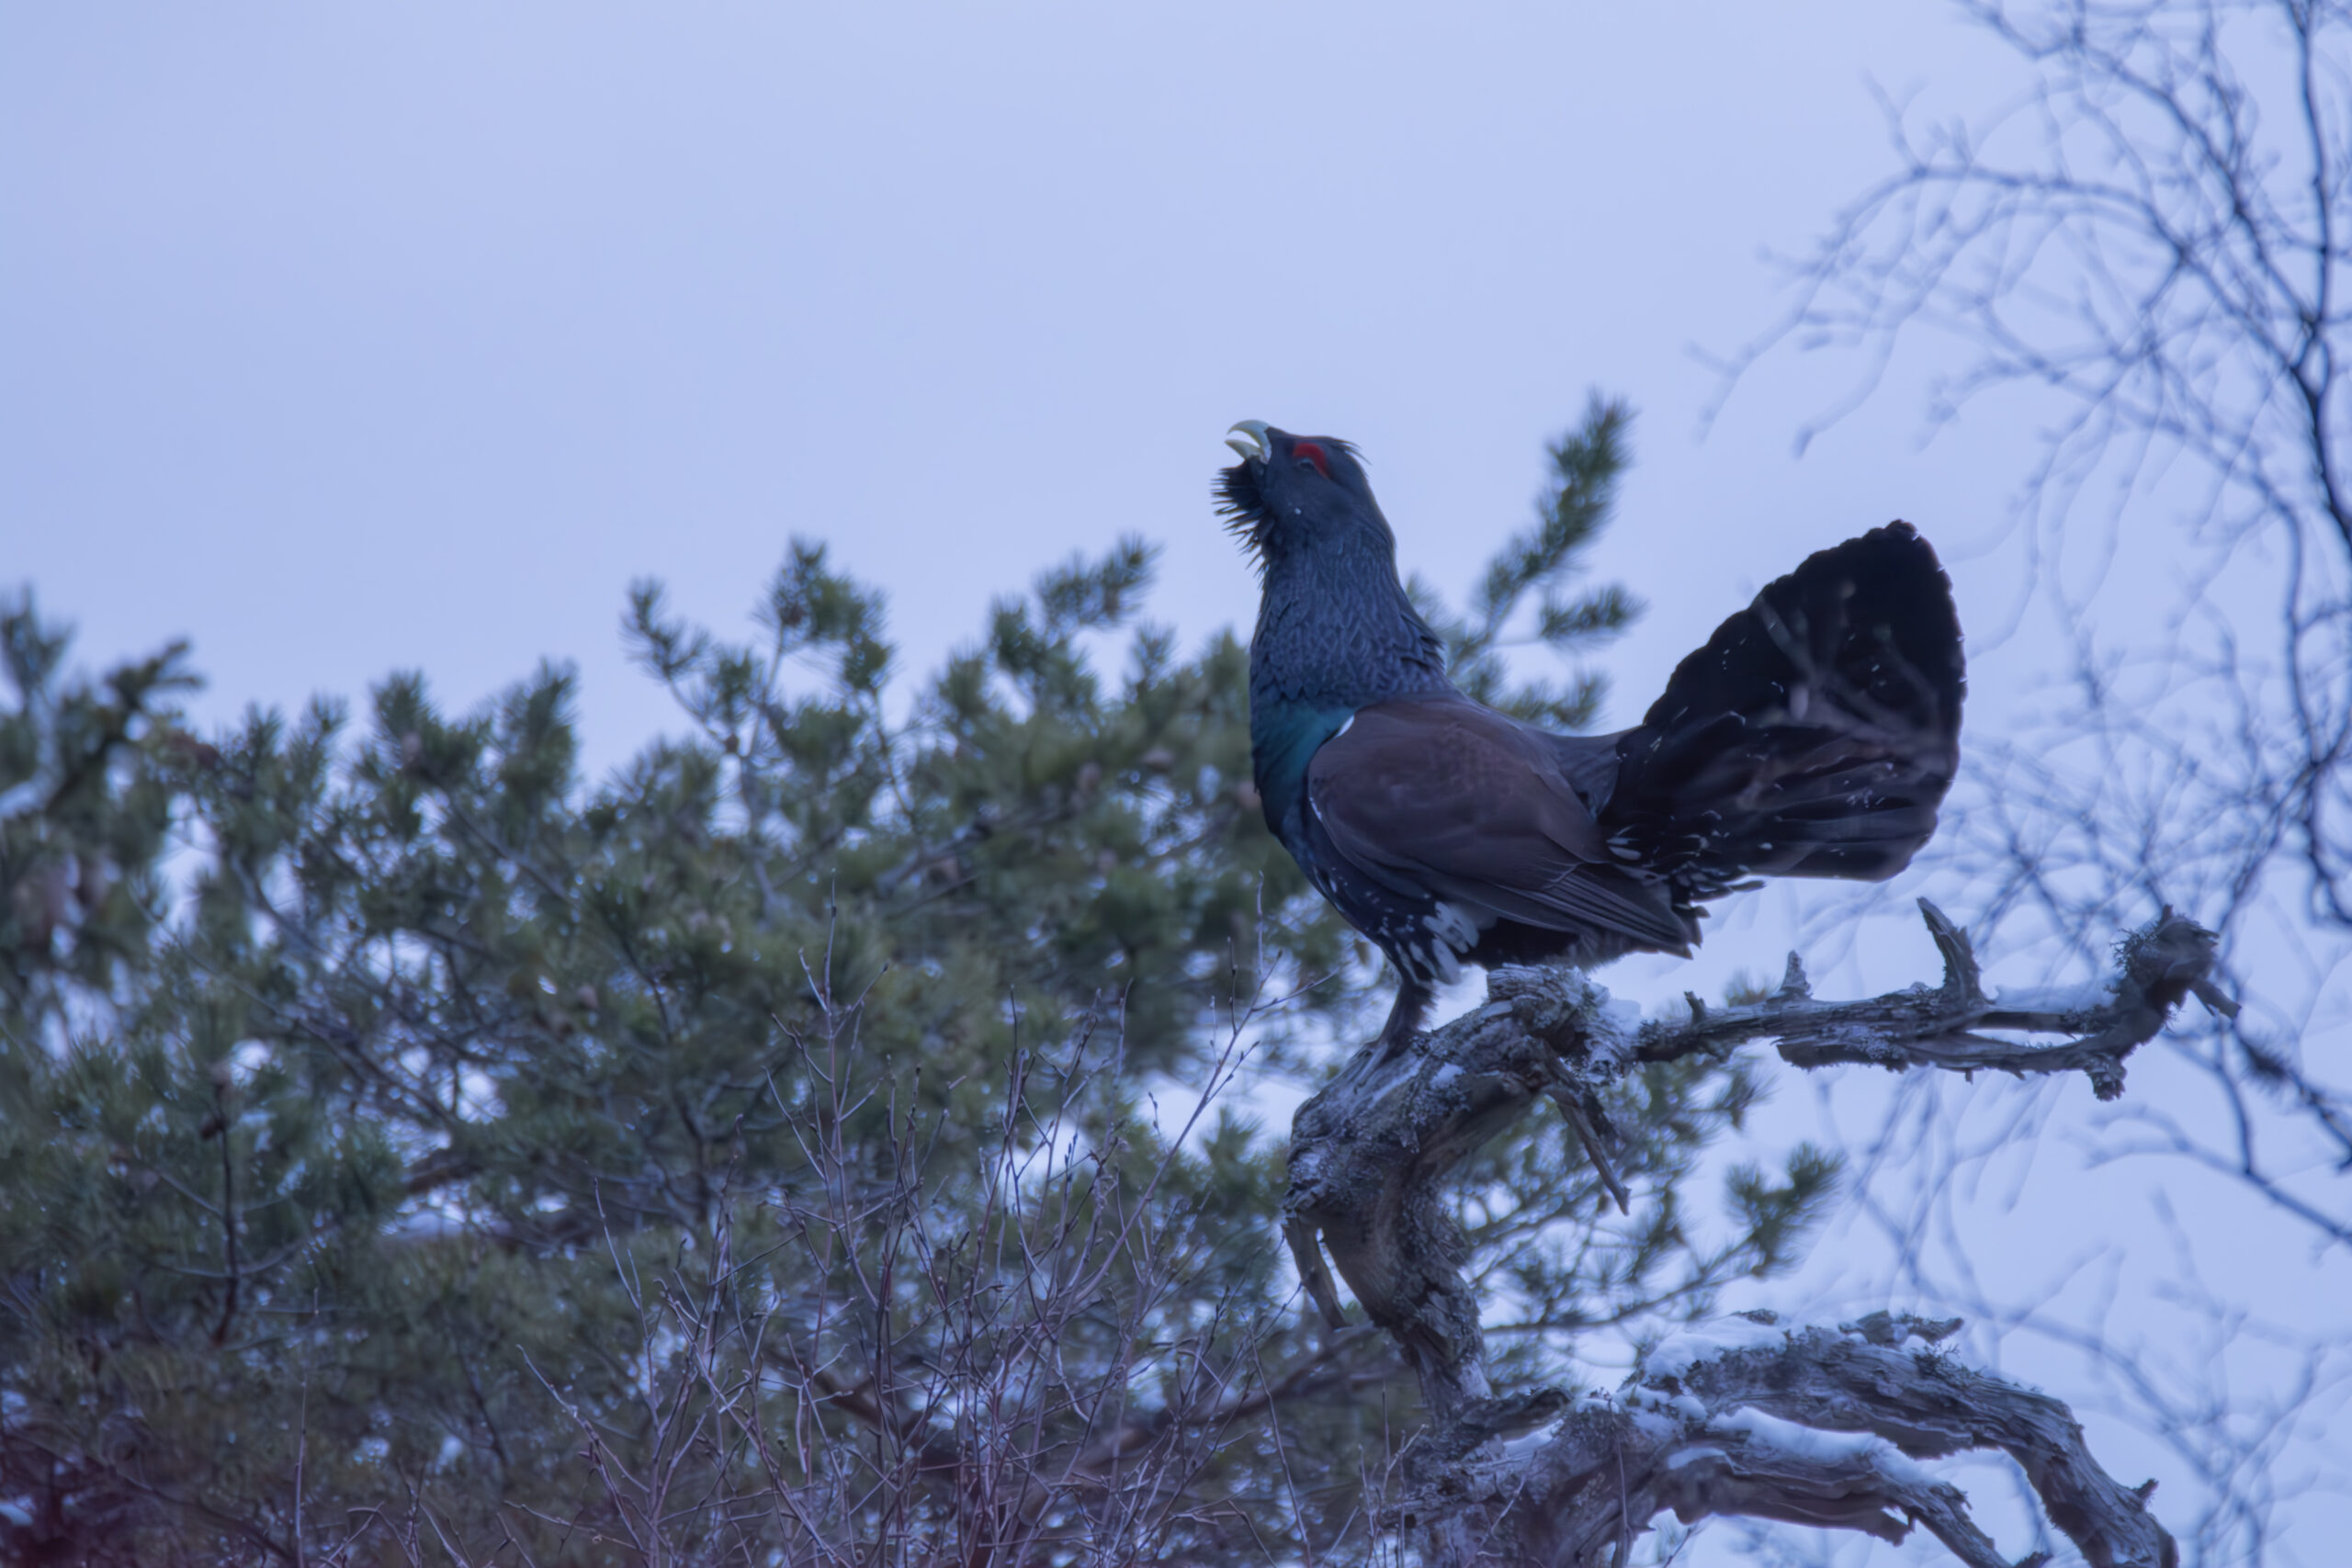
top-left (1601, 522), bottom-right (1964, 910)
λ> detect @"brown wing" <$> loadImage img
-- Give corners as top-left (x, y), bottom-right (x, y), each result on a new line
top-left (1306, 695), bottom-right (1694, 955)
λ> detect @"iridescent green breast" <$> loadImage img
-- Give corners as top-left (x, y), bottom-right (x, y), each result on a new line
top-left (1249, 698), bottom-right (1356, 842)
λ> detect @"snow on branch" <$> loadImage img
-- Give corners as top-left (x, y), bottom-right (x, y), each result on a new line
top-left (1449, 1312), bottom-right (2177, 1568)
top-left (1283, 903), bottom-right (2219, 1565)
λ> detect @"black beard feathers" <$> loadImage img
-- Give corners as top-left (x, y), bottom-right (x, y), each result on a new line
top-left (1215, 461), bottom-right (1272, 573)
top-left (1216, 438), bottom-right (1365, 579)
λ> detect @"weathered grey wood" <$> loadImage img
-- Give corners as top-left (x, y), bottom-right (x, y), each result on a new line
top-left (1634, 901), bottom-right (2236, 1100)
top-left (1283, 903), bottom-right (2217, 1566)
top-left (1481, 1314), bottom-right (2177, 1568)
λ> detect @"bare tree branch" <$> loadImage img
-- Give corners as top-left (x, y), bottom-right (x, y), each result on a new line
top-left (1283, 903), bottom-right (2223, 1565)
top-left (1475, 1314), bottom-right (2176, 1568)
top-left (1641, 899), bottom-right (2237, 1100)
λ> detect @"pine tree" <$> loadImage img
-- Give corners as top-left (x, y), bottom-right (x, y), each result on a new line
top-left (0, 402), bottom-right (1833, 1564)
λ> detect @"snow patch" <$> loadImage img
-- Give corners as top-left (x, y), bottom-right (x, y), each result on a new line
top-left (1629, 1406), bottom-right (1682, 1442)
top-left (1642, 1316), bottom-right (1790, 1380)
top-left (1710, 1406), bottom-right (1935, 1488)
top-left (1664, 1445), bottom-right (1731, 1472)
top-left (1993, 981), bottom-right (2113, 1015)
top-left (1502, 1428), bottom-right (1556, 1461)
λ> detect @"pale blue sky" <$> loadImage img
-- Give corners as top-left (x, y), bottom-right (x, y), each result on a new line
top-left (4, 4), bottom-right (2032, 761)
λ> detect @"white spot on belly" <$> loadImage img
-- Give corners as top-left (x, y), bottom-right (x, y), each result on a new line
top-left (1420, 900), bottom-right (1485, 984)
top-left (1424, 900), bottom-right (1479, 948)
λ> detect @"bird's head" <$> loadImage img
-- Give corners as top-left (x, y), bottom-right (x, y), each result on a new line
top-left (1216, 421), bottom-right (1390, 575)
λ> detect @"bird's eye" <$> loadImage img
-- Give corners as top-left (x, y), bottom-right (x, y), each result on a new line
top-left (1293, 441), bottom-right (1331, 479)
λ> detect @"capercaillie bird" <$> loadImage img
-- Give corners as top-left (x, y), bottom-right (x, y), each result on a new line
top-left (1219, 420), bottom-right (1964, 1059)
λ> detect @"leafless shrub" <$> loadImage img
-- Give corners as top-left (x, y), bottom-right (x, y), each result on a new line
top-left (493, 970), bottom-right (1405, 1568)
top-left (1712, 6), bottom-right (2352, 1558)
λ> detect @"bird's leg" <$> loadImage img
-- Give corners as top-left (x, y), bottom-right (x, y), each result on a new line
top-left (1370, 980), bottom-right (1431, 1064)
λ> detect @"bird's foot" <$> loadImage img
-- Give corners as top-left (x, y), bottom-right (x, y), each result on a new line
top-left (1366, 985), bottom-right (1431, 1066)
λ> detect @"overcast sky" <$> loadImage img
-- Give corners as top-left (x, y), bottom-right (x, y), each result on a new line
top-left (6, 6), bottom-right (2343, 1562)
top-left (3, 4), bottom-right (2041, 759)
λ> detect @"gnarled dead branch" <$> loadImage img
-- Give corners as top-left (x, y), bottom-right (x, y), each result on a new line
top-left (1283, 901), bottom-right (2221, 1566)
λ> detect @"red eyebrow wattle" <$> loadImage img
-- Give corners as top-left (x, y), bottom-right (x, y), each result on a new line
top-left (1293, 441), bottom-right (1330, 477)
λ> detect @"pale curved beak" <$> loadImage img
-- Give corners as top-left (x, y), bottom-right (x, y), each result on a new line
top-left (1225, 420), bottom-right (1271, 462)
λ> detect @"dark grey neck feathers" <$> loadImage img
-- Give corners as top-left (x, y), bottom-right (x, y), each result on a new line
top-left (1250, 534), bottom-right (1452, 712)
